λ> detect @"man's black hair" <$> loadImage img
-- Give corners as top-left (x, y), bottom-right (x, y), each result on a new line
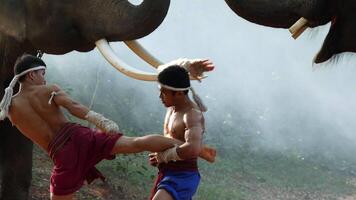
top-left (158, 65), bottom-right (190, 93)
top-left (14, 54), bottom-right (46, 82)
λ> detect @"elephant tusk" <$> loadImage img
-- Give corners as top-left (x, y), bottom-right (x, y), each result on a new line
top-left (95, 39), bottom-right (158, 81)
top-left (289, 17), bottom-right (309, 39)
top-left (124, 40), bottom-right (163, 68)
top-left (124, 41), bottom-right (206, 81)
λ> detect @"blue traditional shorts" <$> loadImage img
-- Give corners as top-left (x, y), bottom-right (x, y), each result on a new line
top-left (155, 170), bottom-right (201, 200)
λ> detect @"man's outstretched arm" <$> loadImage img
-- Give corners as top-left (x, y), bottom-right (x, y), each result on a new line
top-left (158, 58), bottom-right (215, 81)
top-left (50, 84), bottom-right (89, 119)
top-left (50, 84), bottom-right (119, 133)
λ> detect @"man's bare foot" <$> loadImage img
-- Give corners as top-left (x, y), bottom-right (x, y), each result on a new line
top-left (199, 145), bottom-right (217, 163)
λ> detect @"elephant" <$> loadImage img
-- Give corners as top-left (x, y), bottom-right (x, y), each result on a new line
top-left (0, 0), bottom-right (171, 199)
top-left (224, 0), bottom-right (356, 64)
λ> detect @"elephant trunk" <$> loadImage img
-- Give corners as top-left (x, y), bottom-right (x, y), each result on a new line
top-left (77, 0), bottom-right (170, 42)
top-left (225, 0), bottom-right (332, 28)
top-left (314, 2), bottom-right (356, 63)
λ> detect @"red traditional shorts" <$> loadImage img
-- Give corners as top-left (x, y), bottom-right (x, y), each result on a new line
top-left (47, 123), bottom-right (122, 195)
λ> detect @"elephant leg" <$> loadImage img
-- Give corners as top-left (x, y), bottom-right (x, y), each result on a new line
top-left (0, 34), bottom-right (36, 200)
top-left (0, 119), bottom-right (33, 200)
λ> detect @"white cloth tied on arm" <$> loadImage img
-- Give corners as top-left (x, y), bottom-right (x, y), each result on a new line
top-left (0, 66), bottom-right (46, 120)
top-left (85, 110), bottom-right (120, 133)
top-left (48, 91), bottom-right (58, 105)
top-left (157, 58), bottom-right (208, 112)
top-left (156, 144), bottom-right (182, 163)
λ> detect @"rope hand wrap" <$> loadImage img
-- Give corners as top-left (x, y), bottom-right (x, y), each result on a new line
top-left (85, 110), bottom-right (120, 133)
top-left (156, 144), bottom-right (182, 163)
top-left (157, 58), bottom-right (208, 112)
top-left (0, 66), bottom-right (46, 120)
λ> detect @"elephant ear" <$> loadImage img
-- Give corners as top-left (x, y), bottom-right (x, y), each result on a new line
top-left (0, 0), bottom-right (26, 41)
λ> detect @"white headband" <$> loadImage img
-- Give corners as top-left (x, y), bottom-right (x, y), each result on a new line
top-left (158, 83), bottom-right (191, 91)
top-left (157, 58), bottom-right (209, 112)
top-left (0, 66), bottom-right (46, 120)
top-left (158, 82), bottom-right (207, 112)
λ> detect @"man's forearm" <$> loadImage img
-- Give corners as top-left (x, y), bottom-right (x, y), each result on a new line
top-left (176, 142), bottom-right (202, 160)
top-left (67, 101), bottom-right (90, 119)
top-left (155, 141), bottom-right (201, 164)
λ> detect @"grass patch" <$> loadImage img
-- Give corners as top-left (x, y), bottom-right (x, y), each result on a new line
top-left (30, 145), bottom-right (356, 199)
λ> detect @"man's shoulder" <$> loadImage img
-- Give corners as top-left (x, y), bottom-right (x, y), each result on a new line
top-left (10, 95), bottom-right (22, 107)
top-left (46, 84), bottom-right (61, 91)
top-left (183, 108), bottom-right (203, 126)
top-left (184, 107), bottom-right (203, 118)
top-left (35, 84), bottom-right (61, 93)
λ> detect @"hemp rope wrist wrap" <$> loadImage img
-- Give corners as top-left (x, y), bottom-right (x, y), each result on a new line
top-left (85, 110), bottom-right (120, 133)
top-left (157, 145), bottom-right (182, 163)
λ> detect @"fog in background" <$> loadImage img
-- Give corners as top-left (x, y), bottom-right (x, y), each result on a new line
top-left (44, 1), bottom-right (356, 163)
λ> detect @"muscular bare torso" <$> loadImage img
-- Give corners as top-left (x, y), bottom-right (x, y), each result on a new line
top-left (164, 104), bottom-right (205, 142)
top-left (8, 85), bottom-right (68, 150)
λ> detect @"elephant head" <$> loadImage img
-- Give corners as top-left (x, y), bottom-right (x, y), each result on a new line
top-left (225, 0), bottom-right (356, 64)
top-left (0, 0), bottom-right (171, 82)
top-left (0, 0), bottom-right (170, 53)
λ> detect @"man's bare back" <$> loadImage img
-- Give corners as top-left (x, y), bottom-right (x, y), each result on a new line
top-left (9, 84), bottom-right (68, 150)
